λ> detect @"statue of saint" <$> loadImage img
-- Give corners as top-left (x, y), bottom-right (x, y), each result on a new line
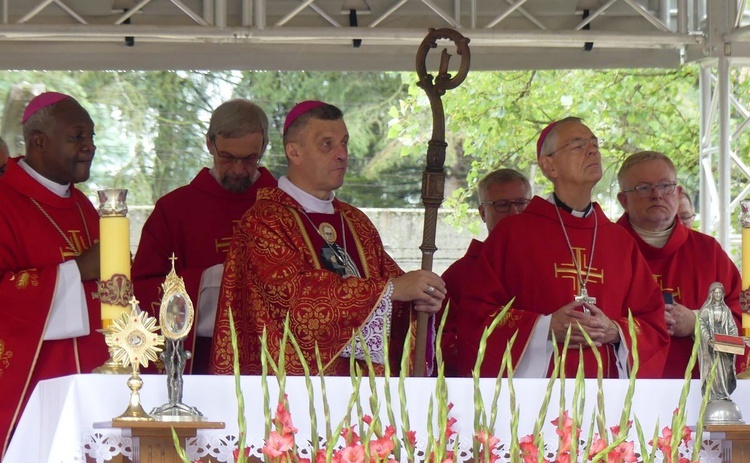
top-left (698, 282), bottom-right (738, 400)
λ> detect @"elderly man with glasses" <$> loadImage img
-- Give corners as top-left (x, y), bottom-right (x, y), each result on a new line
top-left (455, 117), bottom-right (669, 380)
top-left (616, 150), bottom-right (744, 378)
top-left (132, 99), bottom-right (277, 374)
top-left (439, 168), bottom-right (531, 375)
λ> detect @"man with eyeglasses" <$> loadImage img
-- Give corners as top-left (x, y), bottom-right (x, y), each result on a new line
top-left (439, 168), bottom-right (531, 375)
top-left (678, 191), bottom-right (696, 229)
top-left (456, 117), bottom-right (668, 379)
top-left (616, 150), bottom-right (744, 378)
top-left (132, 99), bottom-right (277, 374)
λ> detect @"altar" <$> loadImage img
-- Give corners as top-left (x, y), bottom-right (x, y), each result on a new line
top-left (3, 374), bottom-right (742, 463)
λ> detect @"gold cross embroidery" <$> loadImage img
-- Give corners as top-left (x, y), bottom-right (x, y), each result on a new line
top-left (554, 247), bottom-right (604, 293)
top-left (59, 230), bottom-right (86, 260)
top-left (653, 274), bottom-right (682, 300)
top-left (214, 219), bottom-right (242, 254)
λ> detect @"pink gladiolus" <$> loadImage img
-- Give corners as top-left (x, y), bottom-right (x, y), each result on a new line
top-left (383, 425), bottom-right (396, 439)
top-left (315, 449), bottom-right (329, 463)
top-left (275, 399), bottom-right (299, 435)
top-left (341, 426), bottom-right (360, 445)
top-left (589, 434), bottom-right (607, 457)
top-left (444, 417), bottom-right (458, 439)
top-left (610, 420), bottom-right (633, 437)
top-left (370, 434), bottom-right (395, 458)
top-left (337, 444), bottom-right (366, 463)
top-left (262, 431), bottom-right (294, 458)
top-left (406, 430), bottom-right (417, 447)
top-left (233, 446), bottom-right (252, 461)
top-left (519, 435), bottom-right (543, 463)
top-left (363, 415), bottom-right (373, 425)
top-left (607, 441), bottom-right (637, 463)
top-left (475, 430), bottom-right (500, 449)
top-left (298, 459), bottom-right (311, 463)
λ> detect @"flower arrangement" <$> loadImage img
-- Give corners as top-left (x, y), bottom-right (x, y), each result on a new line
top-left (172, 303), bottom-right (716, 463)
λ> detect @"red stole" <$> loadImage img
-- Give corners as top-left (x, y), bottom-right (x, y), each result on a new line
top-left (0, 158), bottom-right (105, 456)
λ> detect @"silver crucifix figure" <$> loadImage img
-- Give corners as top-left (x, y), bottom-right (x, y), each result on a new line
top-left (574, 287), bottom-right (596, 314)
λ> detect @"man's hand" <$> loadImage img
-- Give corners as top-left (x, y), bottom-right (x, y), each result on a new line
top-left (665, 302), bottom-right (696, 338)
top-left (392, 270), bottom-right (445, 313)
top-left (549, 300), bottom-right (620, 347)
top-left (74, 242), bottom-right (100, 282)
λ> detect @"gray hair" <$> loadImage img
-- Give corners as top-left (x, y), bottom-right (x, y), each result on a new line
top-left (539, 116), bottom-right (584, 157)
top-left (477, 168), bottom-right (531, 202)
top-left (207, 99), bottom-right (269, 150)
top-left (617, 150), bottom-right (676, 189)
top-left (22, 105), bottom-right (58, 145)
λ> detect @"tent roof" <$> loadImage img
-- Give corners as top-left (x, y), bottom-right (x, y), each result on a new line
top-left (0, 0), bottom-right (728, 71)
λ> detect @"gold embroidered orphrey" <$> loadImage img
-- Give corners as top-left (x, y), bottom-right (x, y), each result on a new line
top-left (10, 270), bottom-right (39, 289)
top-left (0, 339), bottom-right (13, 378)
top-left (98, 273), bottom-right (134, 306)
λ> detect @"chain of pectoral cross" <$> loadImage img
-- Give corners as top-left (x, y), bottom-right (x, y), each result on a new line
top-left (30, 198), bottom-right (91, 257)
top-left (554, 204), bottom-right (598, 311)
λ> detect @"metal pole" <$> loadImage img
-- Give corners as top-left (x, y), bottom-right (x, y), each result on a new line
top-left (699, 64), bottom-right (712, 235)
top-left (718, 56), bottom-right (731, 248)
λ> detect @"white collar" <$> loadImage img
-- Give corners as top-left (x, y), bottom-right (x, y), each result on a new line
top-left (19, 158), bottom-right (71, 198)
top-left (545, 193), bottom-right (589, 218)
top-left (278, 176), bottom-right (335, 214)
top-left (630, 220), bottom-right (674, 249)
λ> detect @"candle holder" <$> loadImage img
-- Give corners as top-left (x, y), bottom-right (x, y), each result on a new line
top-left (94, 188), bottom-right (133, 374)
top-left (740, 200), bottom-right (750, 338)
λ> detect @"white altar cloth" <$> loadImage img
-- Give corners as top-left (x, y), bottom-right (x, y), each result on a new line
top-left (3, 374), bottom-right (737, 462)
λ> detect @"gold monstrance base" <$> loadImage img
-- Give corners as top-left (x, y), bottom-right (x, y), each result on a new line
top-left (93, 319), bottom-right (130, 374)
top-left (105, 299), bottom-right (165, 422)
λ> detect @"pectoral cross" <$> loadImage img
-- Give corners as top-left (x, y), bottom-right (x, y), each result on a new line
top-left (574, 287), bottom-right (596, 314)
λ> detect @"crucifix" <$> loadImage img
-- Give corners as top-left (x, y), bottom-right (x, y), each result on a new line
top-left (574, 287), bottom-right (596, 314)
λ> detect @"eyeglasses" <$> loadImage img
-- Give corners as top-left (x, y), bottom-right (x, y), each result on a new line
top-left (212, 139), bottom-right (261, 166)
top-left (621, 182), bottom-right (677, 198)
top-left (679, 213), bottom-right (696, 222)
top-left (481, 199), bottom-right (531, 213)
top-left (545, 137), bottom-right (602, 157)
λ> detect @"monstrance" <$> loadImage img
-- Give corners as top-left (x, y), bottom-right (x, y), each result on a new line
top-left (106, 297), bottom-right (164, 422)
top-left (151, 254), bottom-right (205, 421)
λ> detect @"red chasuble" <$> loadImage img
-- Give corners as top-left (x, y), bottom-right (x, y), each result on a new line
top-left (210, 187), bottom-right (413, 376)
top-left (132, 167), bottom-right (276, 373)
top-left (616, 214), bottom-right (745, 378)
top-left (456, 197), bottom-right (669, 379)
top-left (0, 158), bottom-right (105, 456)
top-left (439, 239), bottom-right (483, 376)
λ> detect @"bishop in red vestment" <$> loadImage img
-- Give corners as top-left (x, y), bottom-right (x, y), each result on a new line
top-left (456, 118), bottom-right (669, 379)
top-left (440, 169), bottom-right (531, 376)
top-left (0, 93), bottom-right (106, 456)
top-left (211, 101), bottom-right (445, 376)
top-left (132, 99), bottom-right (276, 374)
top-left (616, 151), bottom-right (744, 378)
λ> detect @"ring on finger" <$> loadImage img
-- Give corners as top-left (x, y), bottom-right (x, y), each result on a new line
top-left (427, 285), bottom-right (435, 294)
